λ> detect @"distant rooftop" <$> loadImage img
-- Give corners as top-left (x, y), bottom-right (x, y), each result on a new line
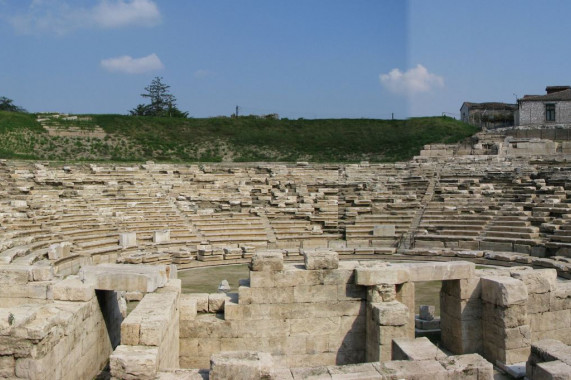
top-left (461, 102), bottom-right (517, 111)
top-left (522, 88), bottom-right (571, 102)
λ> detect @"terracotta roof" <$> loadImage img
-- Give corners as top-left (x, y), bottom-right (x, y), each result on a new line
top-left (521, 88), bottom-right (571, 102)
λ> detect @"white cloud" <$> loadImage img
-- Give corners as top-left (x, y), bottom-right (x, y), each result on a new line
top-left (92, 0), bottom-right (160, 28)
top-left (101, 53), bottom-right (164, 74)
top-left (7, 0), bottom-right (161, 35)
top-left (379, 64), bottom-right (444, 95)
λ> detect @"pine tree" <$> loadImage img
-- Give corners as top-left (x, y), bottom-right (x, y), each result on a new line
top-left (130, 77), bottom-right (188, 118)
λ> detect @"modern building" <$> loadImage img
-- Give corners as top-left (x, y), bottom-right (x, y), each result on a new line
top-left (516, 86), bottom-right (571, 126)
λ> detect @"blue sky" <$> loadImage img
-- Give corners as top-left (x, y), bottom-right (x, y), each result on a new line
top-left (0, 1), bottom-right (570, 119)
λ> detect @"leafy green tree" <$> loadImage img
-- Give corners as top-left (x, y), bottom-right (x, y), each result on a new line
top-left (0, 97), bottom-right (26, 112)
top-left (130, 77), bottom-right (188, 118)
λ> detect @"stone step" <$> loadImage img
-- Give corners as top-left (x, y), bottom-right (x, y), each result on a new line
top-left (484, 231), bottom-right (539, 239)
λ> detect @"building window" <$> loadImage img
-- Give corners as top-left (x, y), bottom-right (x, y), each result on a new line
top-left (546, 104), bottom-right (556, 122)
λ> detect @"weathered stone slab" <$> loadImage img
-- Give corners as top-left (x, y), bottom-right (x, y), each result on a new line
top-left (373, 225), bottom-right (395, 237)
top-left (110, 345), bottom-right (159, 380)
top-left (403, 261), bottom-right (475, 282)
top-left (371, 301), bottom-right (408, 326)
top-left (52, 276), bottom-right (95, 301)
top-left (510, 269), bottom-right (557, 294)
top-left (438, 353), bottom-right (494, 379)
top-left (209, 293), bottom-right (230, 313)
top-left (79, 264), bottom-right (168, 292)
top-left (250, 251), bottom-right (284, 272)
top-left (392, 337), bottom-right (447, 361)
top-left (303, 250), bottom-right (339, 270)
top-left (210, 351), bottom-right (273, 380)
top-left (327, 362), bottom-right (380, 379)
top-left (481, 276), bottom-right (528, 306)
top-left (355, 266), bottom-right (409, 286)
top-left (375, 360), bottom-right (448, 379)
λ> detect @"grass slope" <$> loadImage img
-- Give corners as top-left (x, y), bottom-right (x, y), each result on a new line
top-left (0, 112), bottom-right (478, 162)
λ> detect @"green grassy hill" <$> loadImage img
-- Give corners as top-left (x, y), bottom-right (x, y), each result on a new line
top-left (0, 111), bottom-right (478, 162)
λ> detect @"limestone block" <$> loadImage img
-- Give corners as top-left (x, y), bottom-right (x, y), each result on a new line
top-left (238, 286), bottom-right (294, 305)
top-left (535, 360), bottom-right (571, 380)
top-left (289, 366), bottom-right (330, 379)
top-left (250, 251), bottom-right (283, 272)
top-left (456, 250), bottom-right (484, 258)
top-left (438, 353), bottom-right (494, 379)
top-left (209, 293), bottom-right (229, 313)
top-left (10, 200), bottom-right (27, 208)
top-left (52, 276), bottom-right (95, 301)
top-left (0, 355), bottom-right (15, 378)
top-left (368, 284), bottom-right (396, 303)
top-left (31, 262), bottom-right (54, 281)
top-left (503, 325), bottom-right (531, 350)
top-left (441, 277), bottom-right (481, 300)
top-left (373, 224), bottom-right (395, 237)
top-left (290, 316), bottom-right (340, 336)
top-left (404, 261), bottom-right (475, 282)
top-left (392, 337), bottom-right (447, 361)
top-left (481, 303), bottom-right (527, 328)
top-left (185, 293), bottom-right (209, 313)
top-left (530, 339), bottom-right (571, 364)
top-left (510, 269), bottom-right (557, 294)
top-left (153, 230), bottom-right (170, 244)
top-left (156, 369), bottom-right (210, 380)
top-left (180, 294), bottom-right (197, 321)
top-left (355, 266), bottom-right (410, 286)
top-left (327, 363), bottom-right (379, 379)
top-left (110, 345), bottom-right (159, 380)
top-left (375, 360), bottom-right (448, 379)
top-left (293, 284), bottom-right (338, 303)
top-left (481, 276), bottom-right (528, 306)
top-left (303, 249), bottom-right (339, 270)
top-left (371, 301), bottom-right (408, 326)
top-left (0, 265), bottom-right (31, 284)
top-left (210, 351), bottom-right (273, 380)
top-left (527, 292), bottom-right (552, 314)
top-left (120, 232), bottom-right (137, 248)
top-left (530, 310), bottom-right (571, 333)
top-left (79, 264), bottom-right (168, 292)
top-left (47, 241), bottom-right (72, 260)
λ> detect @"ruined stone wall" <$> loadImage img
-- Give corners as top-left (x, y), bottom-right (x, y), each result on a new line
top-left (504, 127), bottom-right (571, 140)
top-left (110, 279), bottom-right (180, 380)
top-left (0, 270), bottom-right (114, 380)
top-left (179, 251), bottom-right (367, 369)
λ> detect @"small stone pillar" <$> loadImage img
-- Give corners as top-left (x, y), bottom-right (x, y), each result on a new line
top-left (440, 278), bottom-right (483, 354)
top-left (119, 232), bottom-right (137, 248)
top-left (481, 276), bottom-right (530, 365)
top-left (47, 241), bottom-right (72, 260)
top-left (355, 264), bottom-right (414, 362)
top-left (153, 229), bottom-right (170, 244)
top-left (366, 301), bottom-right (410, 362)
